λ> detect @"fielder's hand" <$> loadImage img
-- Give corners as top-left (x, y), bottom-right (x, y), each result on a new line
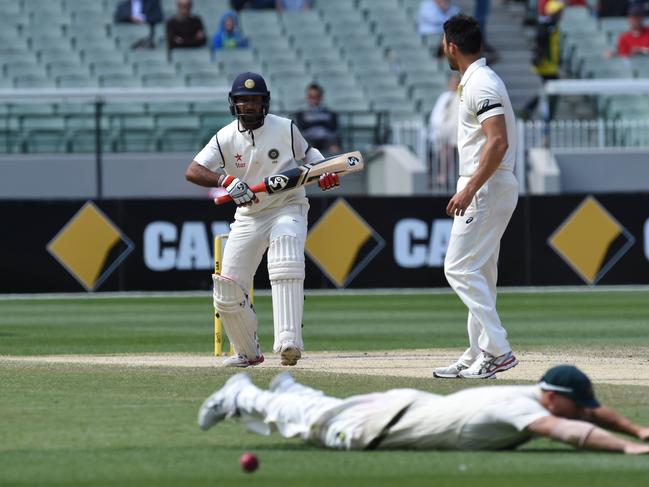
top-left (318, 172), bottom-right (340, 191)
top-left (223, 176), bottom-right (259, 206)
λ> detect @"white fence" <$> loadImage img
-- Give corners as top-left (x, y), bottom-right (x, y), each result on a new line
top-left (391, 118), bottom-right (649, 195)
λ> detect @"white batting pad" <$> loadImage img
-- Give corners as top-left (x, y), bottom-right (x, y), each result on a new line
top-left (213, 274), bottom-right (261, 359)
top-left (267, 236), bottom-right (305, 352)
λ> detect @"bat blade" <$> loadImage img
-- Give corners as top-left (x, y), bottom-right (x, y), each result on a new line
top-left (214, 151), bottom-right (363, 205)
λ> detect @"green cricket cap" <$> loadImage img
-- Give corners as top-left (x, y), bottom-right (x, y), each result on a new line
top-left (539, 365), bottom-right (600, 408)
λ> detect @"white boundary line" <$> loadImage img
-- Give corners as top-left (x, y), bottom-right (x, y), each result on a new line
top-left (0, 285), bottom-right (648, 301)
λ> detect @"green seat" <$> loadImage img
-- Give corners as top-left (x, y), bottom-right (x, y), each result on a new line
top-left (156, 115), bottom-right (201, 151)
top-left (104, 102), bottom-right (147, 116)
top-left (57, 74), bottom-right (98, 88)
top-left (126, 49), bottom-right (169, 64)
top-left (111, 24), bottom-right (151, 49)
top-left (186, 71), bottom-right (228, 87)
top-left (8, 103), bottom-right (56, 117)
top-left (148, 102), bottom-right (192, 115)
top-left (80, 48), bottom-right (125, 65)
top-left (57, 103), bottom-right (97, 116)
top-left (29, 35), bottom-right (71, 53)
top-left (48, 61), bottom-right (89, 79)
top-left (134, 60), bottom-right (175, 76)
top-left (171, 48), bottom-right (212, 65)
top-left (200, 113), bottom-right (234, 137)
top-left (142, 72), bottom-right (183, 87)
top-left (13, 74), bottom-right (55, 88)
top-left (328, 95), bottom-right (371, 112)
top-left (1, 12), bottom-right (26, 30)
top-left (99, 73), bottom-right (142, 87)
top-left (116, 116), bottom-right (156, 152)
top-left (65, 116), bottom-right (114, 153)
top-left (92, 62), bottom-right (134, 78)
top-left (192, 99), bottom-right (231, 115)
top-left (19, 116), bottom-right (67, 153)
top-left (5, 62), bottom-right (46, 79)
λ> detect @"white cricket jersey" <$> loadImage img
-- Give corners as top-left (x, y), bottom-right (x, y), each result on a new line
top-left (457, 58), bottom-right (517, 177)
top-left (194, 114), bottom-right (311, 216)
top-left (379, 385), bottom-right (550, 450)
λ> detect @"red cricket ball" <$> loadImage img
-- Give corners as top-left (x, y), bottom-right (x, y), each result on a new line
top-left (239, 452), bottom-right (259, 473)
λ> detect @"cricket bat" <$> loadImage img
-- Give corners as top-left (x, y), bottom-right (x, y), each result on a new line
top-left (214, 151), bottom-right (364, 205)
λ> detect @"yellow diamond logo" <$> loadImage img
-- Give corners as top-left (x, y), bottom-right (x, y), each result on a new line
top-left (548, 196), bottom-right (635, 284)
top-left (47, 202), bottom-right (134, 291)
top-left (306, 198), bottom-right (384, 287)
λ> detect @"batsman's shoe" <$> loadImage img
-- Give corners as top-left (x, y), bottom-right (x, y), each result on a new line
top-left (433, 361), bottom-right (470, 378)
top-left (198, 373), bottom-right (251, 431)
top-left (459, 351), bottom-right (519, 379)
top-left (269, 371), bottom-right (296, 392)
top-left (221, 353), bottom-right (264, 368)
top-left (280, 343), bottom-right (301, 366)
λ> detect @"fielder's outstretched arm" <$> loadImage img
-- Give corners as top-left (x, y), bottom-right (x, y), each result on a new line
top-left (527, 416), bottom-right (649, 454)
top-left (580, 406), bottom-right (649, 441)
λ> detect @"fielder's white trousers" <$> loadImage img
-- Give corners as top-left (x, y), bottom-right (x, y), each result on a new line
top-left (444, 171), bottom-right (518, 360)
top-left (234, 381), bottom-right (419, 450)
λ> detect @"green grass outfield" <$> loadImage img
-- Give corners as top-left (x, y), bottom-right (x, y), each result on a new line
top-left (1, 290), bottom-right (649, 486)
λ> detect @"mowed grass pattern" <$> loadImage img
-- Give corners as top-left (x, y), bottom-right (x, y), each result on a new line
top-left (1, 290), bottom-right (649, 486)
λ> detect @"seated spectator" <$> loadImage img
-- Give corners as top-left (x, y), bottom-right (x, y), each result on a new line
top-left (428, 73), bottom-right (460, 187)
top-left (230, 0), bottom-right (275, 10)
top-left (293, 83), bottom-right (340, 155)
top-left (597, 0), bottom-right (630, 18)
top-left (114, 0), bottom-right (164, 48)
top-left (211, 11), bottom-right (248, 52)
top-left (276, 0), bottom-right (310, 11)
top-left (418, 0), bottom-right (461, 37)
top-left (533, 0), bottom-right (564, 79)
top-left (538, 0), bottom-right (588, 18)
top-left (166, 0), bottom-right (206, 51)
top-left (616, 5), bottom-right (649, 57)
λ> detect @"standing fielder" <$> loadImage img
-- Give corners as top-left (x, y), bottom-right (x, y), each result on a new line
top-left (198, 365), bottom-right (649, 454)
top-left (435, 15), bottom-right (519, 379)
top-left (185, 72), bottom-right (340, 367)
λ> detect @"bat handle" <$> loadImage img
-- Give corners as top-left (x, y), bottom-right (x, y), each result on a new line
top-left (213, 182), bottom-right (268, 206)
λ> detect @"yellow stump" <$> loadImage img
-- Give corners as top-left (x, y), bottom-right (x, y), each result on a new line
top-left (214, 234), bottom-right (237, 357)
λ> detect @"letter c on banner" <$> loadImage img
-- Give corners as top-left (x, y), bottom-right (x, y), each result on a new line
top-left (394, 219), bottom-right (428, 268)
top-left (144, 222), bottom-right (177, 271)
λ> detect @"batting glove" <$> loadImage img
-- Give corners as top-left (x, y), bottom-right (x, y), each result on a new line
top-left (223, 176), bottom-right (258, 206)
top-left (318, 172), bottom-right (340, 191)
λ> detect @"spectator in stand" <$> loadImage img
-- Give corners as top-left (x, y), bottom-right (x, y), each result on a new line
top-left (211, 11), bottom-right (248, 53)
top-left (230, 0), bottom-right (275, 10)
top-left (538, 0), bottom-right (588, 19)
top-left (616, 5), bottom-right (649, 57)
top-left (418, 0), bottom-right (461, 37)
top-left (276, 0), bottom-right (310, 11)
top-left (293, 83), bottom-right (340, 155)
top-left (597, 0), bottom-right (630, 18)
top-left (166, 0), bottom-right (206, 51)
top-left (428, 73), bottom-right (460, 187)
top-left (114, 0), bottom-right (164, 48)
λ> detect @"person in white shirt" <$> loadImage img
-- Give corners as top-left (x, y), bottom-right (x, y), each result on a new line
top-left (434, 15), bottom-right (520, 380)
top-left (417, 0), bottom-right (461, 37)
top-left (428, 72), bottom-right (460, 187)
top-left (198, 365), bottom-right (649, 454)
top-left (185, 72), bottom-right (340, 368)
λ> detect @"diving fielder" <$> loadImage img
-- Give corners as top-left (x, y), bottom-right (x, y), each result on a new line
top-left (185, 72), bottom-right (340, 367)
top-left (435, 15), bottom-right (519, 379)
top-left (198, 365), bottom-right (649, 454)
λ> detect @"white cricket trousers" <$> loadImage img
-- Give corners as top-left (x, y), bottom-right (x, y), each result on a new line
top-left (221, 203), bottom-right (308, 292)
top-left (444, 170), bottom-right (518, 361)
top-left (234, 381), bottom-right (419, 450)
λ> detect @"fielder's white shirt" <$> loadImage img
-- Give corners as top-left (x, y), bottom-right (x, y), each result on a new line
top-left (379, 385), bottom-right (550, 450)
top-left (194, 114), bottom-right (312, 216)
top-left (457, 58), bottom-right (517, 177)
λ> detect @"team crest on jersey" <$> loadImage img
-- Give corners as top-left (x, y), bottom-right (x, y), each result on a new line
top-left (268, 148), bottom-right (279, 161)
top-left (234, 153), bottom-right (245, 167)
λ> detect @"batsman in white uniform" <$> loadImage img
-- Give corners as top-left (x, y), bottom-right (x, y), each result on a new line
top-left (435, 15), bottom-right (519, 379)
top-left (185, 72), bottom-right (340, 367)
top-left (198, 365), bottom-right (649, 454)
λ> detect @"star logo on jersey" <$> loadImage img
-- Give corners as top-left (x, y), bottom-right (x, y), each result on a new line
top-left (235, 153), bottom-right (242, 161)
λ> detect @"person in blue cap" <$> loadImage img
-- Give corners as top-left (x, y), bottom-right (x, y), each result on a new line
top-left (185, 72), bottom-right (340, 368)
top-left (198, 365), bottom-right (649, 454)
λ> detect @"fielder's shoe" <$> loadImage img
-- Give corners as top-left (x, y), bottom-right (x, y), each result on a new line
top-left (269, 371), bottom-right (296, 392)
top-left (279, 343), bottom-right (301, 366)
top-left (433, 361), bottom-right (470, 378)
top-left (198, 373), bottom-right (251, 431)
top-left (221, 353), bottom-right (264, 368)
top-left (459, 351), bottom-right (519, 379)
